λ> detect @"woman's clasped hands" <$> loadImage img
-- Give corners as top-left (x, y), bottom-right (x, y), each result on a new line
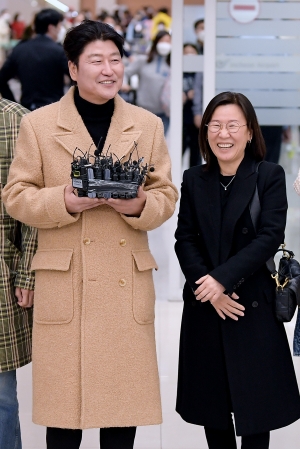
top-left (194, 274), bottom-right (245, 321)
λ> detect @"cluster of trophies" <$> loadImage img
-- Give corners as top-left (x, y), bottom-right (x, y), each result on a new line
top-left (71, 142), bottom-right (154, 199)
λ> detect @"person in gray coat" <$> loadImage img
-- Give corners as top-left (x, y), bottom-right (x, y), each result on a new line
top-left (123, 30), bottom-right (171, 134)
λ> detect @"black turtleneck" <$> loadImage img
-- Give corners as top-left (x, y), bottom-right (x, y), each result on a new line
top-left (74, 88), bottom-right (114, 152)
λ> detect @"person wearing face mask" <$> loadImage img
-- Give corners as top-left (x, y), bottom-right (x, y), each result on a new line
top-left (123, 30), bottom-right (171, 134)
top-left (194, 19), bottom-right (204, 55)
top-left (0, 9), bottom-right (69, 111)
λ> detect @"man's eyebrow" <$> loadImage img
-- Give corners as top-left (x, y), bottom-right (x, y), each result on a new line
top-left (87, 52), bottom-right (121, 58)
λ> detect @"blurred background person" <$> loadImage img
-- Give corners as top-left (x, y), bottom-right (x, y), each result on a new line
top-left (194, 18), bottom-right (204, 55)
top-left (182, 43), bottom-right (201, 166)
top-left (192, 19), bottom-right (205, 131)
top-left (260, 125), bottom-right (286, 164)
top-left (0, 8), bottom-right (69, 111)
top-left (123, 30), bottom-right (171, 134)
top-left (10, 13), bottom-right (25, 40)
top-left (151, 8), bottom-right (172, 39)
top-left (161, 43), bottom-right (201, 166)
top-left (0, 9), bottom-right (11, 65)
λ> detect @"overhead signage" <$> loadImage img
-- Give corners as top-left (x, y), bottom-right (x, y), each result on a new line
top-left (229, 0), bottom-right (260, 24)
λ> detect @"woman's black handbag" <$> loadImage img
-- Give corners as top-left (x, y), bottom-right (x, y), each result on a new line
top-left (270, 247), bottom-right (300, 322)
top-left (249, 162), bottom-right (300, 322)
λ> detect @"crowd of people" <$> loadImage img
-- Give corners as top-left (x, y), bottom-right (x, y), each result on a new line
top-left (0, 6), bottom-right (205, 164)
top-left (0, 6), bottom-right (299, 449)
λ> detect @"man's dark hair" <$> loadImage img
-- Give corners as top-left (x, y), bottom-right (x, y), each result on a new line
top-left (63, 20), bottom-right (124, 66)
top-left (34, 8), bottom-right (63, 35)
top-left (194, 19), bottom-right (204, 29)
top-left (199, 91), bottom-right (266, 169)
top-left (183, 42), bottom-right (198, 53)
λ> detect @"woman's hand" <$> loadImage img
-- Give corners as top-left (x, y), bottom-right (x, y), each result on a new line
top-left (210, 293), bottom-right (245, 321)
top-left (194, 274), bottom-right (230, 302)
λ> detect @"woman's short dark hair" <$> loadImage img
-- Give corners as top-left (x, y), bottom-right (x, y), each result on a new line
top-left (63, 20), bottom-right (124, 66)
top-left (199, 91), bottom-right (266, 169)
top-left (147, 30), bottom-right (171, 65)
top-left (34, 9), bottom-right (63, 35)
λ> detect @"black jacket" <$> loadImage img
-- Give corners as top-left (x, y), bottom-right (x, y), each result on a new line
top-left (175, 152), bottom-right (300, 435)
top-left (0, 35), bottom-right (69, 110)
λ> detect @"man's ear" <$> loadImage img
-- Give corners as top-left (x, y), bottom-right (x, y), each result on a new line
top-left (68, 61), bottom-right (77, 82)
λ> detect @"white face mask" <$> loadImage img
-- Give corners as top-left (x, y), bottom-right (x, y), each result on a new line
top-left (197, 30), bottom-right (205, 42)
top-left (156, 42), bottom-right (171, 56)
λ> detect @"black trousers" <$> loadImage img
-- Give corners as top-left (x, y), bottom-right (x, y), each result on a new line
top-left (46, 426), bottom-right (137, 449)
top-left (204, 414), bottom-right (270, 449)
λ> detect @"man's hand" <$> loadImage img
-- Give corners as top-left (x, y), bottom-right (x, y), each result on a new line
top-left (15, 287), bottom-right (34, 308)
top-left (106, 186), bottom-right (147, 217)
top-left (64, 185), bottom-right (106, 213)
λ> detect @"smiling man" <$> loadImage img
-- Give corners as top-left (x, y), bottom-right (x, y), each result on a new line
top-left (3, 20), bottom-right (178, 449)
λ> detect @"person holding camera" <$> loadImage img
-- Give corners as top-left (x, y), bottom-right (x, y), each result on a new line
top-left (3, 20), bottom-right (177, 449)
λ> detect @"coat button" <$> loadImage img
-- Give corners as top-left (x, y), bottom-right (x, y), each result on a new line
top-left (119, 279), bottom-right (127, 287)
top-left (120, 239), bottom-right (126, 247)
top-left (83, 238), bottom-right (91, 245)
top-left (252, 301), bottom-right (258, 308)
top-left (242, 227), bottom-right (248, 234)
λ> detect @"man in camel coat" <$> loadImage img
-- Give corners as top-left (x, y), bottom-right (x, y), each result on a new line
top-left (3, 20), bottom-right (178, 449)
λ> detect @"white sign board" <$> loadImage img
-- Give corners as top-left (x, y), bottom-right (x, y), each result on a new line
top-left (229, 0), bottom-right (260, 24)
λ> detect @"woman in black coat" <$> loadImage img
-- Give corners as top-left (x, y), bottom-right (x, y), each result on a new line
top-left (175, 91), bottom-right (300, 449)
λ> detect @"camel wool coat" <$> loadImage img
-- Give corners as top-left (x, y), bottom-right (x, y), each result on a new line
top-left (3, 87), bottom-right (178, 429)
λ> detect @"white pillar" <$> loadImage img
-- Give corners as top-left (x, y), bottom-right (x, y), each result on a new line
top-left (203, 0), bottom-right (217, 109)
top-left (168, 0), bottom-right (184, 301)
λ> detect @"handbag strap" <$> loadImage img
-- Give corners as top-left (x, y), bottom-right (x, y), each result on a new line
top-left (249, 161), bottom-right (263, 234)
top-left (249, 161), bottom-right (277, 274)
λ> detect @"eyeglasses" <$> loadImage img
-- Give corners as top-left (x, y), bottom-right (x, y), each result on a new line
top-left (205, 121), bottom-right (247, 133)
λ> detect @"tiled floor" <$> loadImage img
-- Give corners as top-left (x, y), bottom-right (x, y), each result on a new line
top-left (17, 149), bottom-right (300, 447)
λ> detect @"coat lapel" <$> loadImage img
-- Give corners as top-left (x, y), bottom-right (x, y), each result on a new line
top-left (105, 95), bottom-right (142, 161)
top-left (53, 88), bottom-right (142, 162)
top-left (219, 153), bottom-right (257, 263)
top-left (198, 163), bottom-right (222, 268)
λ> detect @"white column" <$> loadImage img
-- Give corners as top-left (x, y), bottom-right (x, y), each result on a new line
top-left (168, 0), bottom-right (184, 301)
top-left (203, 0), bottom-right (217, 110)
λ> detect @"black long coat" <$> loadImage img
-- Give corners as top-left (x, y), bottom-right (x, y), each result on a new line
top-left (175, 153), bottom-right (300, 436)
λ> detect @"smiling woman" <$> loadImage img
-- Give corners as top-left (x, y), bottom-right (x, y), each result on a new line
top-left (174, 92), bottom-right (300, 448)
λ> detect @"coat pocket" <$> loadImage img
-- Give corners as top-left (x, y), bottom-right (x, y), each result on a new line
top-left (132, 249), bottom-right (158, 325)
top-left (31, 249), bottom-right (74, 324)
